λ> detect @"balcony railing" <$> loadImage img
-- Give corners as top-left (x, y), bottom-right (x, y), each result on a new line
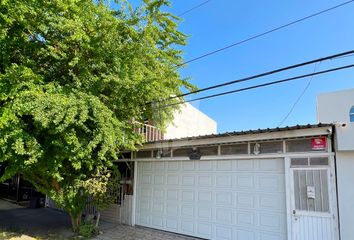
top-left (134, 122), bottom-right (164, 142)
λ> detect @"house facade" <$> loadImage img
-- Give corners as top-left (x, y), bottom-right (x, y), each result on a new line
top-left (107, 88), bottom-right (354, 240)
top-left (317, 88), bottom-right (354, 240)
top-left (110, 124), bottom-right (338, 240)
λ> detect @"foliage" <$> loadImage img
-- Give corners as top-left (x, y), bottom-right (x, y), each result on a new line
top-left (0, 0), bottom-right (192, 232)
top-left (78, 221), bottom-right (99, 238)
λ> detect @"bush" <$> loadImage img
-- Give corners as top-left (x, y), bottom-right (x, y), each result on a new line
top-left (78, 221), bottom-right (99, 238)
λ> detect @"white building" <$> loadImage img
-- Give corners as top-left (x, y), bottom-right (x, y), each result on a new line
top-left (137, 103), bottom-right (217, 142)
top-left (107, 124), bottom-right (339, 240)
top-left (164, 103), bottom-right (217, 140)
top-left (96, 89), bottom-right (354, 240)
top-left (317, 88), bottom-right (354, 240)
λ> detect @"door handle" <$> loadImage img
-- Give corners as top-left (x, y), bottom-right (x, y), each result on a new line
top-left (292, 210), bottom-right (299, 221)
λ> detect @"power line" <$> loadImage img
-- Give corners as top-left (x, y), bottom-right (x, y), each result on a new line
top-left (161, 63), bottom-right (354, 108)
top-left (156, 50), bottom-right (354, 103)
top-left (178, 0), bottom-right (354, 67)
top-left (178, 0), bottom-right (212, 17)
top-left (277, 62), bottom-right (321, 127)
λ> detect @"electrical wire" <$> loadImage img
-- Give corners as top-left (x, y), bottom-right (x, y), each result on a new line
top-left (178, 0), bottom-right (212, 17)
top-left (150, 50), bottom-right (354, 105)
top-left (178, 0), bottom-right (354, 67)
top-left (160, 63), bottom-right (354, 108)
top-left (277, 62), bottom-right (322, 127)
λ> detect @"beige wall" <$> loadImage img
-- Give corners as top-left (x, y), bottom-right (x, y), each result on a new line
top-left (164, 103), bottom-right (217, 140)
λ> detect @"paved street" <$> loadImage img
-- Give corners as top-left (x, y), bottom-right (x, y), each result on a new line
top-left (96, 222), bottom-right (201, 240)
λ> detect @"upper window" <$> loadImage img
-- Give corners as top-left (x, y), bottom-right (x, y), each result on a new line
top-left (350, 106), bottom-right (354, 122)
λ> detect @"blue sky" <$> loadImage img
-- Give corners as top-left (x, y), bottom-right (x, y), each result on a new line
top-left (122, 0), bottom-right (354, 133)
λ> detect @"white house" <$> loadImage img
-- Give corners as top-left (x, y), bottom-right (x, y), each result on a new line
top-left (109, 124), bottom-right (339, 240)
top-left (87, 89), bottom-right (354, 240)
top-left (164, 103), bottom-right (217, 140)
top-left (136, 103), bottom-right (217, 142)
top-left (317, 88), bottom-right (354, 240)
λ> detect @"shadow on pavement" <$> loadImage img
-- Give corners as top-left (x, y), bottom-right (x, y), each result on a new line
top-left (0, 206), bottom-right (74, 238)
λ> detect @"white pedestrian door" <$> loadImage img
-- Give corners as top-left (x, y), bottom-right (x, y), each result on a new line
top-left (288, 157), bottom-right (338, 240)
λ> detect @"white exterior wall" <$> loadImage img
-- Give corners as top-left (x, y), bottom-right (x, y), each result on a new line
top-left (317, 88), bottom-right (354, 151)
top-left (317, 88), bottom-right (354, 240)
top-left (164, 103), bottom-right (217, 140)
top-left (335, 152), bottom-right (354, 240)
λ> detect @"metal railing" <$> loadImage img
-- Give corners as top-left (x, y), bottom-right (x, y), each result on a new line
top-left (134, 122), bottom-right (164, 142)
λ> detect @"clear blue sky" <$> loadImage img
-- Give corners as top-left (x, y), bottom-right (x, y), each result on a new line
top-left (127, 0), bottom-right (354, 133)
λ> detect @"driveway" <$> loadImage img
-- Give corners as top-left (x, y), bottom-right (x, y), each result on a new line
top-left (96, 221), bottom-right (201, 240)
top-left (0, 200), bottom-right (74, 239)
top-left (0, 200), bottom-right (200, 240)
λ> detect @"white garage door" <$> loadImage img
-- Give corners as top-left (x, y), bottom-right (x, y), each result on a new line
top-left (136, 159), bottom-right (287, 240)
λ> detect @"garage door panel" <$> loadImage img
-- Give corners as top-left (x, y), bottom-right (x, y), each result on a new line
top-left (153, 189), bottom-right (164, 199)
top-left (166, 189), bottom-right (179, 201)
top-left (166, 203), bottom-right (179, 215)
top-left (236, 193), bottom-right (256, 208)
top-left (198, 175), bottom-right (214, 187)
top-left (181, 175), bottom-right (195, 186)
top-left (181, 219), bottom-right (195, 234)
top-left (235, 159), bottom-right (255, 171)
top-left (140, 174), bottom-right (152, 185)
top-left (235, 174), bottom-right (255, 189)
top-left (216, 208), bottom-right (233, 223)
top-left (182, 161), bottom-right (196, 171)
top-left (215, 225), bottom-right (232, 240)
top-left (181, 205), bottom-right (195, 218)
top-left (136, 159), bottom-right (286, 240)
top-left (181, 190), bottom-right (195, 201)
top-left (259, 213), bottom-right (287, 234)
top-left (216, 160), bottom-right (233, 171)
top-left (216, 174), bottom-right (233, 187)
top-left (166, 218), bottom-right (179, 231)
top-left (166, 174), bottom-right (179, 185)
top-left (259, 194), bottom-right (286, 211)
top-left (198, 160), bottom-right (214, 170)
top-left (237, 229), bottom-right (255, 240)
top-left (257, 174), bottom-right (285, 192)
top-left (259, 159), bottom-right (284, 172)
top-left (198, 190), bottom-right (213, 203)
top-left (197, 206), bottom-right (213, 220)
top-left (167, 161), bottom-right (180, 171)
top-left (215, 191), bottom-right (233, 206)
top-left (197, 222), bottom-right (213, 238)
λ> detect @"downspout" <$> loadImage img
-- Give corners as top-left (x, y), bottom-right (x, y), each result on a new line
top-left (331, 125), bottom-right (341, 240)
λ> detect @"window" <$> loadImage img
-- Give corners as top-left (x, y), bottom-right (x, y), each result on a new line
top-left (250, 141), bottom-right (283, 154)
top-left (136, 150), bottom-right (152, 158)
top-left (286, 139), bottom-right (326, 152)
top-left (220, 143), bottom-right (248, 155)
top-left (291, 157), bottom-right (329, 167)
top-left (350, 106), bottom-right (354, 122)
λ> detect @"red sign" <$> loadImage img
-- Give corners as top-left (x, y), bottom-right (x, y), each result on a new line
top-left (311, 137), bottom-right (327, 150)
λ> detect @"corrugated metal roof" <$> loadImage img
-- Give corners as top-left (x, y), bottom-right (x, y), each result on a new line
top-left (148, 123), bottom-right (332, 143)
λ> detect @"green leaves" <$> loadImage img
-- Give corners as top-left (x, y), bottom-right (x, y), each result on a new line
top-left (0, 0), bottom-right (191, 230)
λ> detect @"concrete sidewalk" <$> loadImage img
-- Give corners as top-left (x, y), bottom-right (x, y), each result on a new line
top-left (96, 221), bottom-right (201, 240)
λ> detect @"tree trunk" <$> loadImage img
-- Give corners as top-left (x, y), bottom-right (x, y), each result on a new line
top-left (95, 211), bottom-right (101, 227)
top-left (69, 212), bottom-right (81, 232)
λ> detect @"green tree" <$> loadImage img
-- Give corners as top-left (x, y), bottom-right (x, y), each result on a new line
top-left (0, 0), bottom-right (192, 232)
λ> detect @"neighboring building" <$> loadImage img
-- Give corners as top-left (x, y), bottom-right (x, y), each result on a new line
top-left (137, 103), bottom-right (217, 142)
top-left (164, 103), bottom-right (217, 140)
top-left (110, 124), bottom-right (339, 240)
top-left (317, 88), bottom-right (354, 240)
